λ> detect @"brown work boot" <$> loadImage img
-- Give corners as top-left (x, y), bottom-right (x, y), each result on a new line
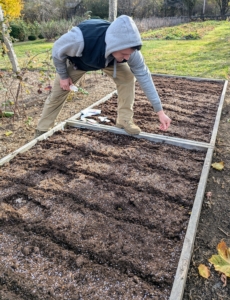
top-left (34, 129), bottom-right (47, 139)
top-left (116, 120), bottom-right (141, 135)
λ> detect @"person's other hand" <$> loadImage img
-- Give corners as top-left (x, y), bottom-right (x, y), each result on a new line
top-left (157, 110), bottom-right (171, 131)
top-left (60, 78), bottom-right (73, 91)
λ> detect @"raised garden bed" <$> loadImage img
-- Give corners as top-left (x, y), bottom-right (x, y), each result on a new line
top-left (0, 75), bottom-right (227, 299)
top-left (88, 75), bottom-right (224, 143)
top-left (0, 128), bottom-right (206, 299)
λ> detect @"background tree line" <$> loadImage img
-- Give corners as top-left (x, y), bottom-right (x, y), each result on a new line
top-left (21, 0), bottom-right (229, 22)
top-left (1, 0), bottom-right (229, 44)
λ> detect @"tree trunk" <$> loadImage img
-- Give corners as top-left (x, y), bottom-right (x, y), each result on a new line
top-left (109, 0), bottom-right (117, 22)
top-left (0, 6), bottom-right (20, 73)
top-left (221, 0), bottom-right (228, 18)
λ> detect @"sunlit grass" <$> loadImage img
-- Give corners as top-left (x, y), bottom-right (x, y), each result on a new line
top-left (141, 21), bottom-right (230, 79)
top-left (0, 39), bottom-right (53, 70)
top-left (141, 20), bottom-right (222, 39)
top-left (1, 21), bottom-right (230, 79)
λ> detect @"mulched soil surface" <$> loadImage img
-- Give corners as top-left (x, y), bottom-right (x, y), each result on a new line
top-left (1, 72), bottom-right (229, 299)
top-left (91, 75), bottom-right (224, 143)
top-left (0, 128), bottom-right (206, 299)
top-left (183, 87), bottom-right (230, 300)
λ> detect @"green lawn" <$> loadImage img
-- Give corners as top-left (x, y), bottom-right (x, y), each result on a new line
top-left (141, 21), bottom-right (230, 79)
top-left (1, 21), bottom-right (230, 79)
top-left (1, 39), bottom-right (53, 70)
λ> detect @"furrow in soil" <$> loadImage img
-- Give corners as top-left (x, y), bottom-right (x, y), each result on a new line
top-left (91, 75), bottom-right (223, 143)
top-left (0, 128), bottom-right (206, 299)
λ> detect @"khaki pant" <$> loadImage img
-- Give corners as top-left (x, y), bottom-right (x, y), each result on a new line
top-left (37, 62), bottom-right (136, 131)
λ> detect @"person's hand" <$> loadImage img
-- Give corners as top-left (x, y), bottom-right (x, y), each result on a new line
top-left (60, 78), bottom-right (73, 91)
top-left (157, 110), bottom-right (171, 131)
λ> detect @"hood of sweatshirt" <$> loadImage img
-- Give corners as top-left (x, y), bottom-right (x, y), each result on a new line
top-left (105, 15), bottom-right (142, 59)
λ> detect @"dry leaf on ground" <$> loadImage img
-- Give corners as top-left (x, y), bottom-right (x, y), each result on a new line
top-left (206, 191), bottom-right (212, 199)
top-left (4, 131), bottom-right (13, 136)
top-left (220, 273), bottom-right (227, 287)
top-left (211, 161), bottom-right (224, 171)
top-left (209, 240), bottom-right (230, 277)
top-left (198, 264), bottom-right (211, 279)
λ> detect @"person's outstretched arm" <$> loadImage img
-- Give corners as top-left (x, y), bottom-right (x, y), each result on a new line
top-left (128, 50), bottom-right (171, 131)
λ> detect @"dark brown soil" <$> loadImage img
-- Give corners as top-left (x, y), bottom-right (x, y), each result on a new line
top-left (183, 88), bottom-right (230, 300)
top-left (0, 128), bottom-right (206, 299)
top-left (91, 76), bottom-right (224, 143)
top-left (0, 72), bottom-right (230, 299)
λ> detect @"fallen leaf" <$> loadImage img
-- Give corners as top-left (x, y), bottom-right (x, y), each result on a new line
top-left (44, 85), bottom-right (52, 91)
top-left (0, 111), bottom-right (14, 118)
top-left (198, 264), bottom-right (210, 279)
top-left (209, 240), bottom-right (230, 277)
top-left (206, 191), bottom-right (212, 199)
top-left (220, 273), bottom-right (227, 287)
top-left (4, 131), bottom-right (13, 136)
top-left (205, 201), bottom-right (212, 209)
top-left (211, 161), bottom-right (224, 171)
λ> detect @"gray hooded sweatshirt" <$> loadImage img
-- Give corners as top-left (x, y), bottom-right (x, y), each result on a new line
top-left (52, 15), bottom-right (162, 112)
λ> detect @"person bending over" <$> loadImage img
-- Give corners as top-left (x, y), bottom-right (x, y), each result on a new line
top-left (35, 15), bottom-right (171, 137)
